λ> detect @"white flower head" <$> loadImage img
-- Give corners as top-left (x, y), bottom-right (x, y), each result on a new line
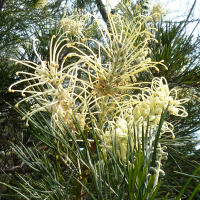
top-left (101, 117), bottom-right (130, 161)
top-left (9, 35), bottom-right (87, 129)
top-left (150, 2), bottom-right (166, 21)
top-left (131, 77), bottom-right (188, 137)
top-left (60, 16), bottom-right (84, 37)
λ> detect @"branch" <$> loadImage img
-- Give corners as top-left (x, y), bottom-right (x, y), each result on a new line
top-left (0, 0), bottom-right (7, 11)
top-left (95, 0), bottom-right (108, 24)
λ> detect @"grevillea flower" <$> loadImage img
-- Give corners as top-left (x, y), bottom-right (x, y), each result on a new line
top-left (9, 35), bottom-right (87, 129)
top-left (8, 2), bottom-right (190, 190)
top-left (62, 9), bottom-right (167, 128)
top-left (101, 77), bottom-right (188, 160)
top-left (133, 77), bottom-right (188, 135)
top-left (60, 17), bottom-right (84, 37)
top-left (101, 117), bottom-right (130, 161)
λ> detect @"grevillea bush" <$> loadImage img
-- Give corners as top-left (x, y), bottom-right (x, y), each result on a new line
top-left (3, 1), bottom-right (198, 200)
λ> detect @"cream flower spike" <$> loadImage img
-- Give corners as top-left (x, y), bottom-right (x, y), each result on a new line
top-left (130, 77), bottom-right (188, 136)
top-left (61, 6), bottom-right (168, 128)
top-left (60, 15), bottom-right (85, 38)
top-left (9, 35), bottom-right (88, 129)
top-left (150, 77), bottom-right (188, 117)
top-left (101, 117), bottom-right (130, 161)
top-left (101, 77), bottom-right (188, 160)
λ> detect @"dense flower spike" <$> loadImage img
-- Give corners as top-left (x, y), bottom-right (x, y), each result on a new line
top-left (62, 8), bottom-right (168, 128)
top-left (9, 35), bottom-right (87, 128)
top-left (101, 77), bottom-right (188, 160)
top-left (132, 77), bottom-right (188, 135)
top-left (60, 17), bottom-right (84, 37)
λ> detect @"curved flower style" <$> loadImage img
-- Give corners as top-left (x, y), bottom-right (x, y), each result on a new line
top-left (63, 9), bottom-right (167, 128)
top-left (9, 35), bottom-right (87, 129)
top-left (101, 77), bottom-right (188, 161)
top-left (132, 77), bottom-right (188, 136)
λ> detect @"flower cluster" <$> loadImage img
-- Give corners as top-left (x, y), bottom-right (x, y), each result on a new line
top-left (9, 35), bottom-right (86, 129)
top-left (102, 118), bottom-right (129, 161)
top-left (63, 10), bottom-right (167, 129)
top-left (59, 14), bottom-right (89, 38)
top-left (60, 18), bottom-right (83, 37)
top-left (102, 77), bottom-right (188, 161)
top-left (9, 4), bottom-right (189, 189)
top-left (132, 77), bottom-right (188, 136)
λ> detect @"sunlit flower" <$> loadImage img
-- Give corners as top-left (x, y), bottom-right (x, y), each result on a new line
top-left (60, 17), bottom-right (84, 37)
top-left (151, 3), bottom-right (165, 21)
top-left (101, 117), bottom-right (129, 161)
top-left (9, 35), bottom-right (87, 129)
top-left (63, 10), bottom-right (167, 129)
top-left (101, 77), bottom-right (188, 161)
top-left (131, 77), bottom-right (188, 137)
